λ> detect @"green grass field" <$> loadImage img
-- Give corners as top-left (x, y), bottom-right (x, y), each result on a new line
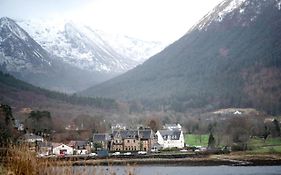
top-left (185, 134), bottom-right (209, 147)
top-left (247, 137), bottom-right (281, 153)
top-left (185, 134), bottom-right (281, 153)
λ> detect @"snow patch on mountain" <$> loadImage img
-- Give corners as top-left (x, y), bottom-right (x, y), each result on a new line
top-left (0, 17), bottom-right (29, 41)
top-left (94, 29), bottom-right (165, 64)
top-left (190, 0), bottom-right (281, 32)
top-left (16, 19), bottom-right (165, 73)
top-left (191, 0), bottom-right (247, 31)
top-left (218, 0), bottom-right (247, 19)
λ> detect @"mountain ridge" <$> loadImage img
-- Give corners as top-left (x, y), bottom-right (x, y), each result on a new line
top-left (81, 0), bottom-right (281, 115)
top-left (16, 19), bottom-right (166, 73)
top-left (0, 17), bottom-right (165, 92)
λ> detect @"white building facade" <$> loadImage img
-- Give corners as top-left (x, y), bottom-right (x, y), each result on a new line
top-left (52, 144), bottom-right (73, 155)
top-left (156, 130), bottom-right (184, 149)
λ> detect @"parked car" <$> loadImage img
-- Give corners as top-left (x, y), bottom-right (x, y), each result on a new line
top-left (123, 152), bottom-right (132, 156)
top-left (137, 151), bottom-right (147, 155)
top-left (89, 152), bottom-right (97, 157)
top-left (112, 152), bottom-right (121, 156)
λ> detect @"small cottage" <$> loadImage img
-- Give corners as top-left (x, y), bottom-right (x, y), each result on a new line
top-left (52, 143), bottom-right (73, 155)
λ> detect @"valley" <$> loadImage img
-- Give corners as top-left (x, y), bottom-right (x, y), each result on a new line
top-left (1, 0), bottom-right (281, 174)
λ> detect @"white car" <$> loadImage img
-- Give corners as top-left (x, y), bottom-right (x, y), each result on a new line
top-left (112, 152), bottom-right (121, 156)
top-left (137, 151), bottom-right (147, 155)
top-left (89, 153), bottom-right (97, 157)
top-left (123, 152), bottom-right (132, 156)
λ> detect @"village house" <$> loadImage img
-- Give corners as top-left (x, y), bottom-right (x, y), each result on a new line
top-left (93, 133), bottom-right (111, 150)
top-left (156, 130), bottom-right (184, 149)
top-left (19, 133), bottom-right (44, 143)
top-left (52, 143), bottom-right (73, 155)
top-left (139, 129), bottom-right (155, 151)
top-left (111, 130), bottom-right (124, 151)
top-left (110, 129), bottom-right (155, 152)
top-left (122, 130), bottom-right (140, 151)
top-left (68, 140), bottom-right (90, 155)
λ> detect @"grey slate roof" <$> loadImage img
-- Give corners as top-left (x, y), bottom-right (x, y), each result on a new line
top-left (112, 129), bottom-right (154, 139)
top-left (112, 130), bottom-right (138, 139)
top-left (93, 133), bottom-right (111, 142)
top-left (139, 130), bottom-right (153, 139)
top-left (158, 130), bottom-right (181, 140)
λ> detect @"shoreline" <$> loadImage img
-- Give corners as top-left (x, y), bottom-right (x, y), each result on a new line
top-left (46, 153), bottom-right (281, 167)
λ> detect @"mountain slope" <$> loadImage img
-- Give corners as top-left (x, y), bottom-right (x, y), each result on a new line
top-left (0, 17), bottom-right (114, 92)
top-left (0, 71), bottom-right (117, 114)
top-left (82, 0), bottom-right (281, 114)
top-left (0, 17), bottom-right (54, 74)
top-left (17, 20), bottom-right (165, 73)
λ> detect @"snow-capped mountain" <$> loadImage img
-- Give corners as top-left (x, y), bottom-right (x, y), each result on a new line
top-left (0, 17), bottom-right (54, 76)
top-left (0, 17), bottom-right (115, 92)
top-left (95, 30), bottom-right (165, 64)
top-left (17, 19), bottom-right (165, 73)
top-left (190, 0), bottom-right (281, 31)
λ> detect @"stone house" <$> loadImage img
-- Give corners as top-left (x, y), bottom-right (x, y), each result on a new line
top-left (139, 129), bottom-right (155, 151)
top-left (110, 129), bottom-right (155, 152)
top-left (111, 130), bottom-right (124, 151)
top-left (93, 133), bottom-right (111, 150)
top-left (122, 130), bottom-right (140, 151)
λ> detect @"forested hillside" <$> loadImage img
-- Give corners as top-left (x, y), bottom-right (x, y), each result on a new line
top-left (82, 0), bottom-right (281, 115)
top-left (0, 71), bottom-right (117, 118)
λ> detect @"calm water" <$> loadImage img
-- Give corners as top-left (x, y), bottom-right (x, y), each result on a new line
top-left (48, 165), bottom-right (281, 175)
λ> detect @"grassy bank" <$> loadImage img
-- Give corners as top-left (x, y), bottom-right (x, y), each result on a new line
top-left (185, 134), bottom-right (209, 147)
top-left (247, 137), bottom-right (281, 153)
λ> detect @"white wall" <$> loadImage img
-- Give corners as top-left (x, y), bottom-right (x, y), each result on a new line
top-left (53, 144), bottom-right (73, 155)
top-left (156, 131), bottom-right (184, 149)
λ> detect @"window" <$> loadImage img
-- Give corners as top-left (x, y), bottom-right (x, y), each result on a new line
top-left (133, 140), bottom-right (135, 143)
top-left (127, 140), bottom-right (130, 143)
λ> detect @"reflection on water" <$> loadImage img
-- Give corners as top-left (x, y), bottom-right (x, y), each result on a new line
top-left (46, 165), bottom-right (281, 175)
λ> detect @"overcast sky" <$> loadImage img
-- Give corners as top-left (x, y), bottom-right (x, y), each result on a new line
top-left (0, 0), bottom-right (223, 42)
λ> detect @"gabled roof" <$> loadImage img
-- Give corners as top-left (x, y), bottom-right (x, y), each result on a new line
top-left (93, 133), bottom-right (111, 142)
top-left (158, 130), bottom-right (182, 140)
top-left (112, 130), bottom-right (139, 139)
top-left (139, 130), bottom-right (153, 139)
top-left (52, 143), bottom-right (73, 149)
